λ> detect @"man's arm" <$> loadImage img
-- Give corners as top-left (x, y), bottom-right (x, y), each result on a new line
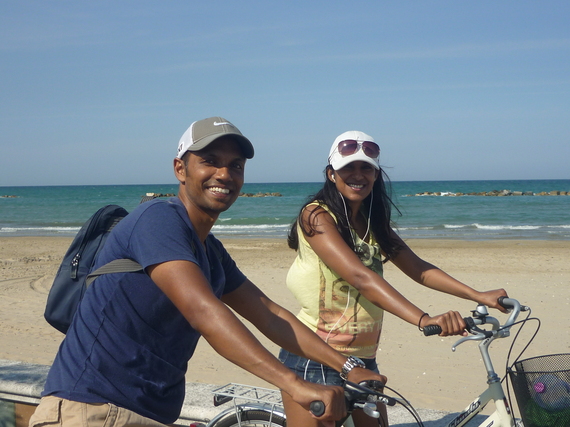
top-left (147, 260), bottom-right (346, 421)
top-left (222, 279), bottom-right (388, 386)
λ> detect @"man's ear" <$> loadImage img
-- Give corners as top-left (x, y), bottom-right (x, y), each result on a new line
top-left (173, 158), bottom-right (186, 183)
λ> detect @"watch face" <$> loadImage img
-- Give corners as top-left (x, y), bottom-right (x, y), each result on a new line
top-left (341, 356), bottom-right (366, 380)
top-left (349, 356), bottom-right (365, 369)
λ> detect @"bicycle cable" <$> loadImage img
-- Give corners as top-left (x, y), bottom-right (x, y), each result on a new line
top-left (499, 308), bottom-right (541, 421)
top-left (381, 384), bottom-right (425, 427)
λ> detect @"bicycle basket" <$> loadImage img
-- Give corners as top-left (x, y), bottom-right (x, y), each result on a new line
top-left (508, 353), bottom-right (570, 427)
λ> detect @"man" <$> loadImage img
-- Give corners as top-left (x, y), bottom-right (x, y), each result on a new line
top-left (30, 117), bottom-right (385, 427)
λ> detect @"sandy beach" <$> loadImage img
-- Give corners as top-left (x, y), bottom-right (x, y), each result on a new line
top-left (1, 236), bottom-right (569, 413)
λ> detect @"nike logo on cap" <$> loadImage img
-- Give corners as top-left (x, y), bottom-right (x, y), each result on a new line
top-left (213, 121), bottom-right (231, 126)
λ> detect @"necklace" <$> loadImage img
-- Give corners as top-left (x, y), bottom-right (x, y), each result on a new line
top-left (339, 191), bottom-right (373, 244)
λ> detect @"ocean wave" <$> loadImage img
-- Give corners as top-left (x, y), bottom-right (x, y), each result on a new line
top-left (4, 222), bottom-right (568, 240)
top-left (395, 223), bottom-right (570, 240)
top-left (214, 224), bottom-right (289, 230)
top-left (0, 226), bottom-right (81, 235)
top-left (443, 224), bottom-right (542, 231)
top-left (396, 226), bottom-right (435, 231)
top-left (398, 224), bottom-right (554, 231)
top-left (212, 223), bottom-right (290, 237)
top-left (441, 224), bottom-right (569, 231)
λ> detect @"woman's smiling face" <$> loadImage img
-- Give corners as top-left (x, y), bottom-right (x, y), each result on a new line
top-left (328, 161), bottom-right (379, 204)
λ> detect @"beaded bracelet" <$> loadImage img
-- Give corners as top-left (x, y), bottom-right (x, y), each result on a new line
top-left (418, 313), bottom-right (429, 331)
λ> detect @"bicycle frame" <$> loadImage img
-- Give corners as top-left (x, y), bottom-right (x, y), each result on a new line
top-left (437, 309), bottom-right (518, 427)
top-left (202, 383), bottom-right (357, 427)
top-left (203, 384), bottom-right (285, 427)
top-left (201, 299), bottom-right (527, 427)
top-left (443, 380), bottom-right (514, 427)
top-left (206, 401), bottom-right (286, 426)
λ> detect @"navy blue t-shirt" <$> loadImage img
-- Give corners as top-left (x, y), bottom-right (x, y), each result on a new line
top-left (43, 198), bottom-right (246, 423)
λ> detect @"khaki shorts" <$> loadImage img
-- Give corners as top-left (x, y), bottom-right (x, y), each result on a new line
top-left (29, 396), bottom-right (169, 427)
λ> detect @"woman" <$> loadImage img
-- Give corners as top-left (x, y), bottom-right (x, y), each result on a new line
top-left (279, 130), bottom-right (507, 427)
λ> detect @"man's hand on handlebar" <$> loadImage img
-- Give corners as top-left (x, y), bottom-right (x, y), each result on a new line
top-left (288, 368), bottom-right (387, 424)
top-left (287, 378), bottom-right (346, 423)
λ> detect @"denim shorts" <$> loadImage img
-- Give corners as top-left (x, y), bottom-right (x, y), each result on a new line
top-left (278, 348), bottom-right (379, 387)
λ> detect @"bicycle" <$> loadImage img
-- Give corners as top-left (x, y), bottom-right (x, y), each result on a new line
top-left (187, 380), bottom-right (392, 427)
top-left (188, 297), bottom-right (552, 427)
top-left (416, 296), bottom-right (530, 427)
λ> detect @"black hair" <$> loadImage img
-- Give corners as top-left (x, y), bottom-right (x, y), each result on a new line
top-left (287, 165), bottom-right (402, 262)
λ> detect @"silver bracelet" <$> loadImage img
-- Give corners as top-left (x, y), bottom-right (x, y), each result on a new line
top-left (340, 356), bottom-right (366, 381)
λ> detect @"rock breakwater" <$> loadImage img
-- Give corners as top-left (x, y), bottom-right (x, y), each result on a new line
top-left (142, 192), bottom-right (283, 199)
top-left (239, 192), bottom-right (282, 197)
top-left (406, 189), bottom-right (570, 197)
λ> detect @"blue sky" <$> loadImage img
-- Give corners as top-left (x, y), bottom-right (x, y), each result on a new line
top-left (1, 1), bottom-right (569, 186)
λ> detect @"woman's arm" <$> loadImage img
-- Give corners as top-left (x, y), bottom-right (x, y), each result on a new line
top-left (388, 231), bottom-right (508, 311)
top-left (301, 206), bottom-right (466, 335)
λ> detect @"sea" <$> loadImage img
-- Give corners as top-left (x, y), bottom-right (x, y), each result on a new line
top-left (1, 179), bottom-right (569, 241)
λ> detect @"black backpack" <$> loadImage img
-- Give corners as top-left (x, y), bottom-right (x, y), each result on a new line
top-left (44, 204), bottom-right (143, 333)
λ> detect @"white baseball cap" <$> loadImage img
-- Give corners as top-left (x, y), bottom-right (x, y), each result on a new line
top-left (176, 117), bottom-right (254, 159)
top-left (328, 130), bottom-right (380, 171)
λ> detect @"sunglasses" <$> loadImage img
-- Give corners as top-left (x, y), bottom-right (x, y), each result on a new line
top-left (337, 140), bottom-right (380, 159)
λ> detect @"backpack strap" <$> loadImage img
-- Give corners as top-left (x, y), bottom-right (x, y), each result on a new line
top-left (84, 196), bottom-right (153, 287)
top-left (86, 259), bottom-right (143, 287)
top-left (85, 200), bottom-right (202, 289)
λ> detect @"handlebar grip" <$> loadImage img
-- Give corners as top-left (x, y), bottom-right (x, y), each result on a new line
top-left (310, 400), bottom-right (325, 417)
top-left (422, 324), bottom-right (442, 336)
top-left (423, 317), bottom-right (475, 336)
top-left (498, 296), bottom-right (513, 310)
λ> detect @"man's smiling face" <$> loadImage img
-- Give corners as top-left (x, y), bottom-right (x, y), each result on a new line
top-left (180, 136), bottom-right (246, 217)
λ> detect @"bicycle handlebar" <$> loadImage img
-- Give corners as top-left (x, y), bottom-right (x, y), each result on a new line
top-left (309, 380), bottom-right (393, 418)
top-left (311, 299), bottom-right (528, 420)
top-left (422, 317), bottom-right (480, 337)
top-left (422, 297), bottom-right (525, 337)
top-left (310, 400), bottom-right (325, 417)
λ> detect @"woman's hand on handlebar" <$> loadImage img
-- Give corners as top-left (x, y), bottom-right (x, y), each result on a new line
top-left (474, 289), bottom-right (509, 313)
top-left (346, 367), bottom-right (387, 388)
top-left (423, 311), bottom-right (467, 336)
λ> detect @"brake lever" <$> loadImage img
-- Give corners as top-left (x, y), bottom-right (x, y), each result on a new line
top-left (353, 402), bottom-right (380, 418)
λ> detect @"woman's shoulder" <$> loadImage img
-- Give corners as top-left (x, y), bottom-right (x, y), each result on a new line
top-left (303, 201), bottom-right (333, 215)
top-left (301, 202), bottom-right (337, 223)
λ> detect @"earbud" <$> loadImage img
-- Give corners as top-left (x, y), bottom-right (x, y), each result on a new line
top-left (331, 174), bottom-right (336, 183)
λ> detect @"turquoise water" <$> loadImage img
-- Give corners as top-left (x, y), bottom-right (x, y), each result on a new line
top-left (1, 180), bottom-right (569, 240)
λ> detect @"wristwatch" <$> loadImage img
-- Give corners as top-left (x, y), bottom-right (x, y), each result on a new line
top-left (340, 356), bottom-right (366, 381)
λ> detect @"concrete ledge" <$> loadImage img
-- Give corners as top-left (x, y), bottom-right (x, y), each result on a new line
top-left (0, 360), bottom-right (48, 405)
top-left (179, 383), bottom-right (233, 423)
top-left (1, 359), bottom-right (473, 426)
top-left (0, 360), bottom-right (232, 425)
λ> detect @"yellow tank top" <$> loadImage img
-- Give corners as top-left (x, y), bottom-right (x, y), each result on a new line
top-left (286, 203), bottom-right (385, 358)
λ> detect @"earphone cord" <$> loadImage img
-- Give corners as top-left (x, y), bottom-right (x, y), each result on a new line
top-left (304, 287), bottom-right (352, 384)
top-left (303, 192), bottom-right (374, 384)
top-left (339, 191), bottom-right (373, 243)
